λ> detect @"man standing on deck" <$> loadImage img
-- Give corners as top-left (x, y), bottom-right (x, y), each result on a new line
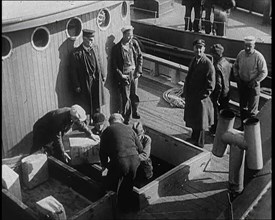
top-left (181, 39), bottom-right (215, 147)
top-left (111, 25), bottom-right (143, 125)
top-left (182, 0), bottom-right (203, 32)
top-left (233, 36), bottom-right (268, 131)
top-left (209, 43), bottom-right (232, 135)
top-left (99, 113), bottom-right (143, 212)
top-left (203, 0), bottom-right (235, 36)
top-left (70, 29), bottom-right (106, 125)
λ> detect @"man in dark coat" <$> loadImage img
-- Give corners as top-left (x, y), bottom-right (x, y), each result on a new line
top-left (182, 0), bottom-right (203, 32)
top-left (30, 105), bottom-right (99, 163)
top-left (182, 39), bottom-right (215, 147)
top-left (209, 44), bottom-right (232, 134)
top-left (99, 113), bottom-right (143, 212)
top-left (111, 25), bottom-right (143, 125)
top-left (70, 29), bottom-right (106, 124)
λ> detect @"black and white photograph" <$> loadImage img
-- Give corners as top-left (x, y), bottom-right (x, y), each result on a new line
top-left (2, 0), bottom-right (271, 219)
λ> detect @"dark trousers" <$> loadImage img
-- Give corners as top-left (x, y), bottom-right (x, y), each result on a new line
top-left (211, 95), bottom-right (230, 132)
top-left (238, 81), bottom-right (260, 127)
top-left (184, 1), bottom-right (202, 31)
top-left (105, 155), bottom-right (140, 211)
top-left (204, 5), bottom-right (213, 34)
top-left (191, 129), bottom-right (205, 147)
top-left (119, 73), bottom-right (140, 122)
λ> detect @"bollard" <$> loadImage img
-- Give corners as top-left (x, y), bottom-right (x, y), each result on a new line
top-left (212, 109), bottom-right (235, 157)
top-left (244, 117), bottom-right (263, 170)
top-left (228, 144), bottom-right (245, 194)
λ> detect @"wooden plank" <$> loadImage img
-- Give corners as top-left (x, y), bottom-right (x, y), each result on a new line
top-left (135, 151), bottom-right (211, 210)
top-left (2, 189), bottom-right (38, 220)
top-left (217, 159), bottom-right (272, 219)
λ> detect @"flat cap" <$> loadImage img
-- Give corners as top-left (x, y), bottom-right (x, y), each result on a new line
top-left (92, 113), bottom-right (106, 125)
top-left (83, 29), bottom-right (95, 37)
top-left (210, 44), bottom-right (224, 56)
top-left (121, 25), bottom-right (134, 33)
top-left (132, 122), bottom-right (145, 136)
top-left (70, 105), bottom-right (87, 122)
top-left (193, 39), bottom-right (205, 46)
top-left (244, 36), bottom-right (256, 44)
top-left (109, 113), bottom-right (124, 124)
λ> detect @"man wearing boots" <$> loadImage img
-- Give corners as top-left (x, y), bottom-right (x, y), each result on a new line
top-left (112, 25), bottom-right (143, 125)
top-left (182, 0), bottom-right (203, 32)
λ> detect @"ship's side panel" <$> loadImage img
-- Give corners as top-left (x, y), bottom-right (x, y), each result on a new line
top-left (2, 1), bottom-right (130, 158)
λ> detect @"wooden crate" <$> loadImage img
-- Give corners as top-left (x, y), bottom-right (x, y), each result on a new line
top-left (2, 155), bottom-right (116, 220)
top-left (70, 126), bottom-right (211, 211)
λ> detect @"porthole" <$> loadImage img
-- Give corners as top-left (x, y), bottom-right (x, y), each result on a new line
top-left (96, 8), bottom-right (111, 30)
top-left (66, 17), bottom-right (83, 40)
top-left (2, 35), bottom-right (12, 60)
top-left (31, 27), bottom-right (50, 51)
top-left (121, 1), bottom-right (128, 19)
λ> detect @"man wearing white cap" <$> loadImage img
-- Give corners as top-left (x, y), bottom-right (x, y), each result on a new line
top-left (30, 104), bottom-right (99, 163)
top-left (233, 36), bottom-right (268, 130)
top-left (112, 25), bottom-right (143, 125)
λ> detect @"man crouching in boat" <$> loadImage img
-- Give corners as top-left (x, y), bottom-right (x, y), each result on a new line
top-left (30, 104), bottom-right (99, 163)
top-left (182, 39), bottom-right (215, 147)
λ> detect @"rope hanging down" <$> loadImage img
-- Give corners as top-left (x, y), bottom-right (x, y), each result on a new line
top-left (163, 87), bottom-right (185, 108)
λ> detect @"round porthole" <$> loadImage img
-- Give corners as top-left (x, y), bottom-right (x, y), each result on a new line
top-left (97, 8), bottom-right (111, 30)
top-left (2, 35), bottom-right (12, 60)
top-left (121, 1), bottom-right (128, 19)
top-left (31, 27), bottom-right (50, 51)
top-left (66, 17), bottom-right (83, 40)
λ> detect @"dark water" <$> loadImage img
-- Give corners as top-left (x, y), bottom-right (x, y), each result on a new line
top-left (73, 155), bottom-right (175, 189)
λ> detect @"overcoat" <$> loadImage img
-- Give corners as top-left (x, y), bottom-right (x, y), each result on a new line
top-left (183, 54), bottom-right (215, 130)
top-left (70, 44), bottom-right (106, 115)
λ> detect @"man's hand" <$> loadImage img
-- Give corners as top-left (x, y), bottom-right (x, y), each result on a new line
top-left (248, 80), bottom-right (257, 88)
top-left (101, 167), bottom-right (108, 176)
top-left (63, 152), bottom-right (71, 163)
top-left (89, 133), bottom-right (100, 142)
top-left (75, 87), bottom-right (81, 93)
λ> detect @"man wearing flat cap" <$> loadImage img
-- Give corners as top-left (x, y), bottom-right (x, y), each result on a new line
top-left (111, 25), bottom-right (143, 125)
top-left (132, 122), bottom-right (153, 181)
top-left (31, 105), bottom-right (99, 163)
top-left (233, 36), bottom-right (268, 130)
top-left (209, 43), bottom-right (232, 134)
top-left (99, 113), bottom-right (143, 212)
top-left (181, 39), bottom-right (215, 147)
top-left (70, 29), bottom-right (106, 125)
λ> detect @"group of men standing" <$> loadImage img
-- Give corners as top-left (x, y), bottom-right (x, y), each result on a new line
top-left (182, 0), bottom-right (236, 36)
top-left (69, 25), bottom-right (142, 125)
top-left (182, 36), bottom-right (268, 148)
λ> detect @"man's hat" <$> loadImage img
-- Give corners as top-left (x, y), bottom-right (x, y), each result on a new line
top-left (83, 29), bottom-right (95, 38)
top-left (121, 25), bottom-right (134, 33)
top-left (92, 113), bottom-right (106, 125)
top-left (193, 39), bottom-right (205, 46)
top-left (109, 113), bottom-right (124, 124)
top-left (70, 105), bottom-right (87, 122)
top-left (244, 36), bottom-right (256, 44)
top-left (132, 122), bottom-right (144, 136)
top-left (210, 44), bottom-right (224, 57)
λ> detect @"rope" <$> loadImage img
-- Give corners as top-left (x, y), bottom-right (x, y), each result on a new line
top-left (163, 88), bottom-right (185, 108)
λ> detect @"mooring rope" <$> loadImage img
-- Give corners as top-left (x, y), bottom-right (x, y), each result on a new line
top-left (163, 87), bottom-right (185, 108)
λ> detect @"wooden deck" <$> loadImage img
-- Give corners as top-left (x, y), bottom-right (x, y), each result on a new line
top-left (118, 73), bottom-right (236, 219)
top-left (119, 71), bottom-right (271, 219)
